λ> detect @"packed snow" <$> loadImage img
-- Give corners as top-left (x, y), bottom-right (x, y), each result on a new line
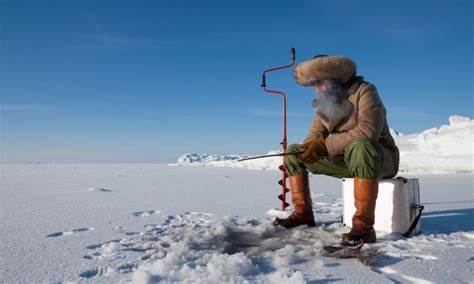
top-left (173, 115), bottom-right (474, 174)
top-left (1, 163), bottom-right (473, 283)
top-left (1, 115), bottom-right (473, 283)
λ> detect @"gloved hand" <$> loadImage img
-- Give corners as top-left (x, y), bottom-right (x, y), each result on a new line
top-left (298, 136), bottom-right (328, 164)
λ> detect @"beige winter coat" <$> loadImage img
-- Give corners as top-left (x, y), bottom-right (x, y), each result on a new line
top-left (304, 78), bottom-right (400, 178)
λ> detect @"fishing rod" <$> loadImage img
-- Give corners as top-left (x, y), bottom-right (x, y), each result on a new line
top-left (235, 151), bottom-right (302, 162)
top-left (259, 47), bottom-right (296, 212)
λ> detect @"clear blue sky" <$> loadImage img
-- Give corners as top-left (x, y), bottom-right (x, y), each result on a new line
top-left (1, 0), bottom-right (473, 163)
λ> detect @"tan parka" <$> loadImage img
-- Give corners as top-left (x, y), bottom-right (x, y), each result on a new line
top-left (304, 78), bottom-right (400, 179)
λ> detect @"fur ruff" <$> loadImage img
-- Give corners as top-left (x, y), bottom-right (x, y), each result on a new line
top-left (293, 56), bottom-right (357, 86)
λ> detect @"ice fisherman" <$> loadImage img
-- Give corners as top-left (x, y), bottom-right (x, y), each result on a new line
top-left (274, 55), bottom-right (400, 246)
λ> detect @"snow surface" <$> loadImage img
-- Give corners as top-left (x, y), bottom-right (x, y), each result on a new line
top-left (173, 115), bottom-right (474, 174)
top-left (1, 164), bottom-right (473, 283)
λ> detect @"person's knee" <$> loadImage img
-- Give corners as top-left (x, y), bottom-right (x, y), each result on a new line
top-left (344, 138), bottom-right (382, 178)
top-left (348, 138), bottom-right (375, 151)
top-left (345, 139), bottom-right (377, 158)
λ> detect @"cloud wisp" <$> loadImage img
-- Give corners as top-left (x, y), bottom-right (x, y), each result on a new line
top-left (0, 104), bottom-right (61, 112)
top-left (85, 13), bottom-right (119, 49)
top-left (84, 14), bottom-right (179, 51)
top-left (90, 21), bottom-right (117, 49)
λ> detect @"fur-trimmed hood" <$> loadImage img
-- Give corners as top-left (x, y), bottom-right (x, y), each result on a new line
top-left (293, 55), bottom-right (357, 86)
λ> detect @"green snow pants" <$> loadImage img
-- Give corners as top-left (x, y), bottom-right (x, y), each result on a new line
top-left (285, 138), bottom-right (383, 179)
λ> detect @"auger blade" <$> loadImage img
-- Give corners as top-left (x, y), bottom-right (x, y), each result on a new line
top-left (278, 194), bottom-right (290, 208)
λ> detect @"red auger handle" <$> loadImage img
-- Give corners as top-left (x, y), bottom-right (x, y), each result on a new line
top-left (260, 47), bottom-right (297, 213)
top-left (261, 74), bottom-right (266, 88)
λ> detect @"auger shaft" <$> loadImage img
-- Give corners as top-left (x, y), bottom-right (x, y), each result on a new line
top-left (260, 48), bottom-right (296, 211)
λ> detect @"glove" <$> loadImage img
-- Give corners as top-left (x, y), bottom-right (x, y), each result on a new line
top-left (298, 136), bottom-right (328, 164)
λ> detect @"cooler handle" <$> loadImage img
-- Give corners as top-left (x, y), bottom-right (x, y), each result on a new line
top-left (403, 203), bottom-right (424, 237)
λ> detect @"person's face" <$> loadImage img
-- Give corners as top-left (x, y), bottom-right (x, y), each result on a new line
top-left (313, 80), bottom-right (329, 94)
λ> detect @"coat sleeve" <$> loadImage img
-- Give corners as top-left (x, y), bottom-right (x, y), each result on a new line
top-left (325, 86), bottom-right (385, 156)
top-left (303, 114), bottom-right (329, 144)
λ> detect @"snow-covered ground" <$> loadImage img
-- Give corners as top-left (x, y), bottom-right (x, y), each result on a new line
top-left (173, 115), bottom-right (474, 174)
top-left (1, 115), bottom-right (473, 283)
top-left (1, 164), bottom-right (473, 283)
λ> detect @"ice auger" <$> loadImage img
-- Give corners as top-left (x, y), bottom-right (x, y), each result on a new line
top-left (260, 48), bottom-right (296, 212)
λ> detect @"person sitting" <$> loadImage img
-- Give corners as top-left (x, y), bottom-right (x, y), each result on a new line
top-left (274, 55), bottom-right (400, 246)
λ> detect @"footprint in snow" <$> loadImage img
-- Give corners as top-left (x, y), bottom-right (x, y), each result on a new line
top-left (78, 267), bottom-right (99, 279)
top-left (186, 211), bottom-right (213, 216)
top-left (378, 267), bottom-right (434, 284)
top-left (85, 239), bottom-right (121, 250)
top-left (415, 254), bottom-right (438, 260)
top-left (117, 263), bottom-right (137, 273)
top-left (131, 210), bottom-right (162, 217)
top-left (46, 227), bottom-right (94, 238)
top-left (87, 187), bottom-right (112, 192)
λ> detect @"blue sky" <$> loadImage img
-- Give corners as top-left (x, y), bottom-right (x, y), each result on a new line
top-left (1, 0), bottom-right (472, 163)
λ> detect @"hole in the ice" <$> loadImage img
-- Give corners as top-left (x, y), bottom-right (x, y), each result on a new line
top-left (221, 228), bottom-right (290, 255)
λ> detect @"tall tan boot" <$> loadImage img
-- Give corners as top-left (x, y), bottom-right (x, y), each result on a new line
top-left (341, 177), bottom-right (378, 245)
top-left (274, 175), bottom-right (316, 228)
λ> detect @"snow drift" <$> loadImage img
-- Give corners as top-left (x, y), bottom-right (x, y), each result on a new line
top-left (173, 115), bottom-right (473, 174)
top-left (394, 115), bottom-right (473, 174)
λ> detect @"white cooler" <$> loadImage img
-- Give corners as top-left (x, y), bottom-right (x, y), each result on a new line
top-left (342, 177), bottom-right (423, 236)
